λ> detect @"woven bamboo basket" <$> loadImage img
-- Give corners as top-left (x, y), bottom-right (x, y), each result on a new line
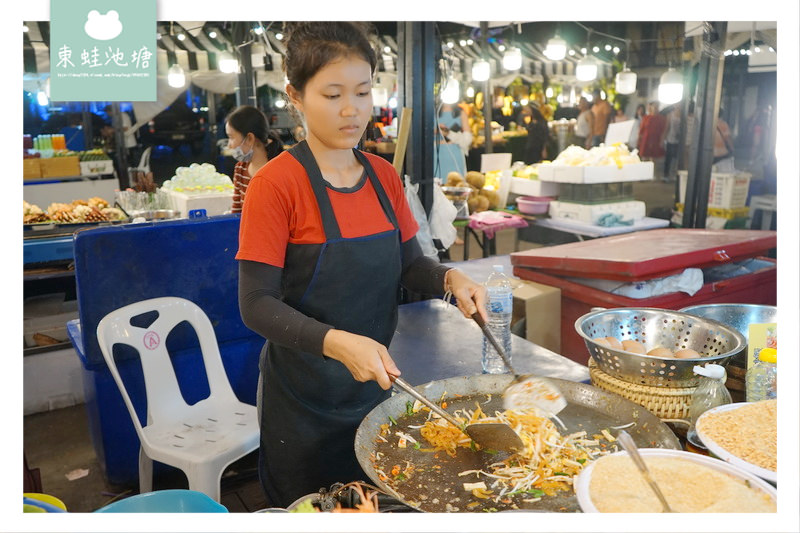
top-left (588, 358), bottom-right (695, 420)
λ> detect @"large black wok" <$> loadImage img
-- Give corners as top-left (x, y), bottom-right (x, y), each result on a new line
top-left (355, 374), bottom-right (680, 513)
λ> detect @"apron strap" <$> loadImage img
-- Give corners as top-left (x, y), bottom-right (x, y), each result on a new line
top-left (288, 140), bottom-right (342, 240)
top-left (352, 148), bottom-right (400, 231)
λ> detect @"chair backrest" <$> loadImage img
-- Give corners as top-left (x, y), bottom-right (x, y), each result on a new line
top-left (96, 297), bottom-right (239, 433)
top-left (137, 146), bottom-right (152, 173)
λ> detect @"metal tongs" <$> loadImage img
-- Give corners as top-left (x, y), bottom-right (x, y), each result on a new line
top-left (617, 430), bottom-right (674, 513)
top-left (390, 375), bottom-right (524, 453)
top-left (471, 312), bottom-right (568, 422)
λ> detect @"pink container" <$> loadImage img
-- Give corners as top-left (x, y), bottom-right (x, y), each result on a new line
top-left (515, 196), bottom-right (552, 215)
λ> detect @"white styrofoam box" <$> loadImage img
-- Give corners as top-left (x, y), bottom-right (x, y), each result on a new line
top-left (537, 162), bottom-right (654, 183)
top-left (24, 347), bottom-right (85, 414)
top-left (163, 188), bottom-right (234, 217)
top-left (548, 200), bottom-right (646, 224)
top-left (79, 160), bottom-right (115, 176)
top-left (509, 177), bottom-right (560, 197)
top-left (678, 170), bottom-right (751, 209)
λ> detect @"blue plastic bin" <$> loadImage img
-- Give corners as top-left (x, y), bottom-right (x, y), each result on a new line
top-left (94, 489), bottom-right (228, 513)
top-left (68, 215), bottom-right (262, 485)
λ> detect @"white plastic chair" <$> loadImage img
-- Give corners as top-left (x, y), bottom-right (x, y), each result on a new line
top-left (96, 297), bottom-right (259, 502)
top-left (136, 146), bottom-right (152, 174)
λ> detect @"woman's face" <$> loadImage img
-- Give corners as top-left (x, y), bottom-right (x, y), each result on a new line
top-left (225, 122), bottom-right (247, 150)
top-left (287, 55), bottom-right (373, 150)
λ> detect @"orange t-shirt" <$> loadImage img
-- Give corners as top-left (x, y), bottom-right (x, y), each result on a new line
top-left (236, 150), bottom-right (419, 268)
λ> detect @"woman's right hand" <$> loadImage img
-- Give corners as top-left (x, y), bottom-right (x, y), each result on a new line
top-left (322, 329), bottom-right (400, 391)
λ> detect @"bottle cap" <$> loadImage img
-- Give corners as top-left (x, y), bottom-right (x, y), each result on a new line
top-left (493, 264), bottom-right (504, 273)
top-left (693, 363), bottom-right (726, 381)
top-left (758, 347), bottom-right (777, 363)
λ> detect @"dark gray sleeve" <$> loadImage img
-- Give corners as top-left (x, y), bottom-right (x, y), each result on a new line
top-left (238, 260), bottom-right (333, 357)
top-left (401, 236), bottom-right (452, 296)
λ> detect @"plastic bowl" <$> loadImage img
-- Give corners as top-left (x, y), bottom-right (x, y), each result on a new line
top-left (515, 195), bottom-right (552, 215)
top-left (574, 449), bottom-right (777, 513)
top-left (94, 489), bottom-right (228, 513)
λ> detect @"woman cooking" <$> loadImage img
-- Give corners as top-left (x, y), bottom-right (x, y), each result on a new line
top-left (236, 21), bottom-right (487, 508)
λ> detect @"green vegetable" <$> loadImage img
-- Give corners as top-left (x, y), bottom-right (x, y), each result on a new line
top-left (577, 458), bottom-right (586, 464)
top-left (406, 401), bottom-right (414, 416)
top-left (469, 441), bottom-right (478, 452)
top-left (554, 472), bottom-right (569, 476)
top-left (289, 498), bottom-right (318, 513)
top-left (413, 442), bottom-right (421, 450)
top-left (394, 473), bottom-right (406, 481)
top-left (482, 507), bottom-right (498, 513)
top-left (388, 415), bottom-right (397, 425)
top-left (483, 448), bottom-right (499, 455)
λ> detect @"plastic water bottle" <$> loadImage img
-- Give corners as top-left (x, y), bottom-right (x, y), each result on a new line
top-left (482, 265), bottom-right (513, 374)
top-left (745, 348), bottom-right (777, 402)
top-left (686, 364), bottom-right (732, 449)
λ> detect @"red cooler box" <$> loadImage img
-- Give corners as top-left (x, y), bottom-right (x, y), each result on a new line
top-left (510, 229), bottom-right (777, 364)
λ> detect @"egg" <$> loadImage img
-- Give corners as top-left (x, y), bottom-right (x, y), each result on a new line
top-left (594, 337), bottom-right (611, 347)
top-left (647, 347), bottom-right (675, 358)
top-left (674, 348), bottom-right (702, 359)
top-left (621, 340), bottom-right (647, 354)
top-left (604, 337), bottom-right (623, 350)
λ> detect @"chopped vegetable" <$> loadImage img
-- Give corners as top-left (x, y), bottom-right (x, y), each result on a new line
top-left (406, 401), bottom-right (414, 416)
top-left (463, 482), bottom-right (487, 491)
top-left (388, 415), bottom-right (397, 426)
top-left (601, 429), bottom-right (616, 442)
top-left (290, 498), bottom-right (318, 513)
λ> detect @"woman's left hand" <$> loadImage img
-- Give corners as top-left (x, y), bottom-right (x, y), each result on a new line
top-left (446, 269), bottom-right (488, 321)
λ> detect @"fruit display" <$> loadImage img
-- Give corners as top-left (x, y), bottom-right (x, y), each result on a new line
top-left (546, 143), bottom-right (641, 169)
top-left (23, 198), bottom-right (126, 225)
top-left (79, 149), bottom-right (111, 161)
top-left (445, 170), bottom-right (501, 214)
top-left (160, 163), bottom-right (233, 194)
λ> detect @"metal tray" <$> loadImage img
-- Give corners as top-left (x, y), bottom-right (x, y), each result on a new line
top-left (354, 374), bottom-right (680, 513)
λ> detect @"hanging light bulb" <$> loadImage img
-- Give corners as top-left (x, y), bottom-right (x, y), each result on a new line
top-left (36, 88), bottom-right (48, 106)
top-left (502, 47), bottom-right (522, 70)
top-left (520, 98), bottom-right (529, 106)
top-left (615, 64), bottom-right (637, 95)
top-left (371, 87), bottom-right (389, 107)
top-left (545, 87), bottom-right (554, 99)
top-left (544, 35), bottom-right (567, 60)
top-left (498, 44), bottom-right (506, 52)
top-left (658, 67), bottom-right (684, 104)
top-left (576, 55), bottom-right (598, 81)
top-left (218, 51), bottom-right (239, 73)
top-left (208, 30), bottom-right (217, 39)
top-left (472, 59), bottom-right (490, 82)
top-left (168, 63), bottom-right (186, 88)
top-left (466, 86), bottom-right (475, 98)
top-left (275, 32), bottom-right (283, 40)
top-left (441, 76), bottom-right (460, 104)
top-left (388, 96), bottom-right (398, 109)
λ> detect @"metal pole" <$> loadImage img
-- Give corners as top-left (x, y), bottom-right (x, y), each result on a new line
top-left (110, 102), bottom-right (130, 188)
top-left (682, 22), bottom-right (727, 229)
top-left (233, 22), bottom-right (256, 108)
top-left (397, 22), bottom-right (436, 215)
top-left (81, 103), bottom-right (93, 149)
top-left (481, 21), bottom-right (493, 154)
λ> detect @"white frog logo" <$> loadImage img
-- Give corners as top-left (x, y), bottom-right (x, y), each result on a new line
top-left (84, 10), bottom-right (123, 41)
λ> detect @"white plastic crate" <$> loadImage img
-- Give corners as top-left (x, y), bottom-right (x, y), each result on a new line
top-left (163, 188), bottom-right (234, 217)
top-left (678, 170), bottom-right (751, 209)
top-left (509, 176), bottom-right (560, 197)
top-left (548, 200), bottom-right (646, 224)
top-left (80, 160), bottom-right (115, 176)
top-left (537, 162), bottom-right (654, 183)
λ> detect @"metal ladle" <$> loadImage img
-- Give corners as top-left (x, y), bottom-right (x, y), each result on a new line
top-left (390, 376), bottom-right (525, 453)
top-left (617, 430), bottom-right (674, 513)
top-left (471, 312), bottom-right (567, 420)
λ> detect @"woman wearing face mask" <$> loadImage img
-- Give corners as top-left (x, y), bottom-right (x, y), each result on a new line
top-left (225, 106), bottom-right (284, 213)
top-left (236, 21), bottom-right (487, 507)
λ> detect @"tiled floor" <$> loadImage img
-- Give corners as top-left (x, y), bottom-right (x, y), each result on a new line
top-left (22, 177), bottom-right (678, 512)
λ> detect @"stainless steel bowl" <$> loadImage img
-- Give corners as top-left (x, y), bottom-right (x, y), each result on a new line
top-left (679, 304), bottom-right (776, 367)
top-left (575, 308), bottom-right (747, 387)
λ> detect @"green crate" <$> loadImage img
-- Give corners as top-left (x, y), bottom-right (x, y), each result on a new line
top-left (557, 182), bottom-right (634, 204)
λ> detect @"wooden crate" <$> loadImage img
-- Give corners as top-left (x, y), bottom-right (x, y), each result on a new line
top-left (23, 159), bottom-right (42, 179)
top-left (40, 156), bottom-right (81, 178)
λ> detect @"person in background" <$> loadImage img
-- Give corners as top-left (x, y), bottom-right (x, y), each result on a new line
top-left (628, 103), bottom-right (646, 150)
top-left (59, 113), bottom-right (87, 152)
top-left (104, 104), bottom-right (137, 160)
top-left (236, 21), bottom-right (486, 508)
top-left (637, 101), bottom-right (667, 165)
top-left (681, 101), bottom-right (698, 169)
top-left (520, 103), bottom-right (550, 164)
top-left (662, 105), bottom-right (682, 181)
top-left (713, 108), bottom-right (735, 171)
top-left (225, 105), bottom-right (284, 214)
top-left (572, 97), bottom-right (594, 149)
top-left (590, 89), bottom-right (612, 146)
top-left (613, 104), bottom-right (628, 123)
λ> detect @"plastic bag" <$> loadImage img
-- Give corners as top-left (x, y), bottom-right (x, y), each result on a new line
top-left (404, 176), bottom-right (439, 259)
top-left (428, 179), bottom-right (458, 250)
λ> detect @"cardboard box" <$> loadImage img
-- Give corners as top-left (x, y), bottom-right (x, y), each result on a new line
top-left (23, 158), bottom-right (42, 179)
top-left (40, 156), bottom-right (81, 178)
top-left (512, 280), bottom-right (561, 354)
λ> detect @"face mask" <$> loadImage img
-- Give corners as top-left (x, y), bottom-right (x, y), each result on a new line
top-left (231, 137), bottom-right (254, 163)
